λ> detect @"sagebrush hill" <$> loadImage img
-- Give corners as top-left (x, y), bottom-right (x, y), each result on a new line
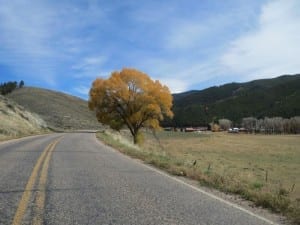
top-left (8, 87), bottom-right (101, 130)
top-left (167, 74), bottom-right (300, 127)
top-left (0, 95), bottom-right (48, 140)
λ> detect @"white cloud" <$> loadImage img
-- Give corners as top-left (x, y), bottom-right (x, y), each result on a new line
top-left (0, 1), bottom-right (62, 85)
top-left (165, 22), bottom-right (208, 50)
top-left (221, 0), bottom-right (300, 80)
top-left (156, 78), bottom-right (188, 94)
top-left (129, 1), bottom-right (175, 24)
top-left (70, 55), bottom-right (114, 80)
top-left (0, 0), bottom-right (107, 84)
top-left (129, 4), bottom-right (258, 92)
top-left (73, 85), bottom-right (90, 96)
top-left (2, 0), bottom-right (298, 97)
top-left (72, 56), bottom-right (107, 70)
top-left (139, 57), bottom-right (219, 93)
top-left (0, 1), bottom-right (56, 59)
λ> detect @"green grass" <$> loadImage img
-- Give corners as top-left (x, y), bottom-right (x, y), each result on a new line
top-left (97, 130), bottom-right (300, 224)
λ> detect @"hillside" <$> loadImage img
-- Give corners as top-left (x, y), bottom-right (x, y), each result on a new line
top-left (0, 95), bottom-right (48, 140)
top-left (169, 74), bottom-right (300, 126)
top-left (8, 87), bottom-right (102, 130)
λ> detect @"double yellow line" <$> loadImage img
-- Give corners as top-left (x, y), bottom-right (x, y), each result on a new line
top-left (12, 136), bottom-right (63, 225)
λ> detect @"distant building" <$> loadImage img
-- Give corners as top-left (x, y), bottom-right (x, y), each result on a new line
top-left (228, 128), bottom-right (239, 133)
top-left (184, 127), bottom-right (208, 132)
top-left (185, 127), bottom-right (196, 132)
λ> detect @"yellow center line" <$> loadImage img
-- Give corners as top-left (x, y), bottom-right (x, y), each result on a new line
top-left (12, 136), bottom-right (63, 225)
top-left (33, 137), bottom-right (62, 225)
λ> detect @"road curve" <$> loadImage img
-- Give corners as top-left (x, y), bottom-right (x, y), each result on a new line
top-left (0, 133), bottom-right (280, 225)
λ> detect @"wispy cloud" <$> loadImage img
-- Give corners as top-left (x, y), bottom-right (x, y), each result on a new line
top-left (165, 23), bottom-right (208, 50)
top-left (0, 0), bottom-right (107, 85)
top-left (126, 1), bottom-right (265, 92)
top-left (71, 55), bottom-right (108, 78)
top-left (0, 0), bottom-right (298, 98)
top-left (73, 85), bottom-right (90, 96)
top-left (221, 0), bottom-right (300, 80)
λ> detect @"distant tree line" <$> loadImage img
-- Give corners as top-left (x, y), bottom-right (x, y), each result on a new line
top-left (0, 80), bottom-right (24, 95)
top-left (213, 116), bottom-right (300, 134)
top-left (241, 116), bottom-right (300, 134)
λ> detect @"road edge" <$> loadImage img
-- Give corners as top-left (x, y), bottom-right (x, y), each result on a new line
top-left (92, 133), bottom-right (287, 225)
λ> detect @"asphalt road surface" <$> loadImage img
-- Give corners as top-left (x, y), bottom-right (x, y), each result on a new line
top-left (0, 133), bottom-right (280, 225)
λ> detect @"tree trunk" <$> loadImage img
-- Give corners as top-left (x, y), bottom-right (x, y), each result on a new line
top-left (132, 129), bottom-right (142, 145)
top-left (133, 133), bottom-right (138, 144)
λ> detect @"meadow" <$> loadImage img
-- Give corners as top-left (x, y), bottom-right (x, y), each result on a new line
top-left (97, 130), bottom-right (300, 223)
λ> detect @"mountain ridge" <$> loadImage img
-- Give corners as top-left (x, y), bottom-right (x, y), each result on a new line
top-left (4, 74), bottom-right (300, 129)
top-left (169, 74), bottom-right (300, 127)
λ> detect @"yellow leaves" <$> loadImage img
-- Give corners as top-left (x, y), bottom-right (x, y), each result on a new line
top-left (88, 68), bottom-right (173, 143)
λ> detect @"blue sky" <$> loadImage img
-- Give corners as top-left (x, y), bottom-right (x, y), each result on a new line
top-left (0, 0), bottom-right (299, 99)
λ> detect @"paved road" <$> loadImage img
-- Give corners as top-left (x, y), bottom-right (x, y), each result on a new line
top-left (0, 133), bottom-right (279, 225)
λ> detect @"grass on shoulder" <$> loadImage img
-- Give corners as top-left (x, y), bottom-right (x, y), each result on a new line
top-left (0, 129), bottom-right (51, 142)
top-left (97, 130), bottom-right (300, 224)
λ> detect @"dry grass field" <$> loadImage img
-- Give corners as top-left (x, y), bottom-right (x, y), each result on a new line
top-left (0, 95), bottom-right (48, 141)
top-left (97, 130), bottom-right (300, 223)
top-left (8, 87), bottom-right (102, 130)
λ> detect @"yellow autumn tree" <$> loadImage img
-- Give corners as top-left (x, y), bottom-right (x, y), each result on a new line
top-left (88, 68), bottom-right (173, 144)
